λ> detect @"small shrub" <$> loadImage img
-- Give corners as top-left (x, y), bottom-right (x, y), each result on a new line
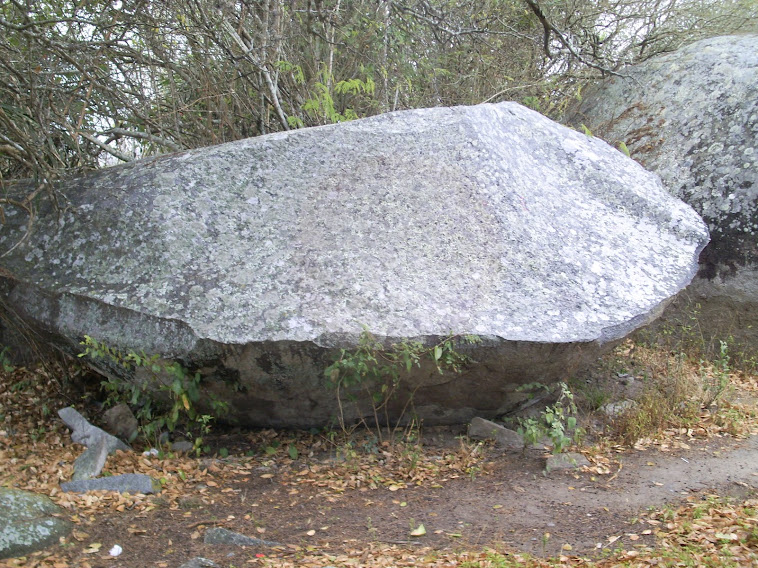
top-left (324, 328), bottom-right (478, 442)
top-left (517, 382), bottom-right (584, 454)
top-left (79, 335), bottom-right (227, 447)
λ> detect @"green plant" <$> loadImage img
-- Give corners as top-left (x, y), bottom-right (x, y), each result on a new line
top-left (324, 328), bottom-right (478, 442)
top-left (298, 65), bottom-right (376, 125)
top-left (517, 382), bottom-right (584, 454)
top-left (79, 335), bottom-right (228, 446)
top-left (701, 339), bottom-right (732, 406)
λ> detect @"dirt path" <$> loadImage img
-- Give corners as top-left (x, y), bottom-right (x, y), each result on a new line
top-left (70, 432), bottom-right (758, 567)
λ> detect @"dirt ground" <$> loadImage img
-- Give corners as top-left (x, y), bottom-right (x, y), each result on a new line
top-left (64, 429), bottom-right (758, 568)
top-left (2, 344), bottom-right (758, 568)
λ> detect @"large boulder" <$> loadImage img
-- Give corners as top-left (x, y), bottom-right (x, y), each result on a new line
top-left (565, 35), bottom-right (758, 355)
top-left (0, 487), bottom-right (72, 559)
top-left (0, 103), bottom-right (708, 427)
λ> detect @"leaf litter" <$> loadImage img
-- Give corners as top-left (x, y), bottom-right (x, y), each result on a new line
top-left (1, 345), bottom-right (758, 567)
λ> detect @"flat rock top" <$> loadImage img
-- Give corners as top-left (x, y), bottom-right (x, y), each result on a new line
top-left (0, 103), bottom-right (707, 346)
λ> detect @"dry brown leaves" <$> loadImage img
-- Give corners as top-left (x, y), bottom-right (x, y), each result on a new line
top-left (3, 354), bottom-right (758, 568)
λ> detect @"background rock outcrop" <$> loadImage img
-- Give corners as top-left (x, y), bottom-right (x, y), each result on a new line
top-left (0, 103), bottom-right (708, 427)
top-left (566, 34), bottom-right (757, 357)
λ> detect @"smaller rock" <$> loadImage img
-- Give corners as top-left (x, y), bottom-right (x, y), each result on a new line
top-left (467, 417), bottom-right (523, 450)
top-left (616, 373), bottom-right (635, 386)
top-left (58, 407), bottom-right (130, 480)
top-left (602, 400), bottom-right (636, 418)
top-left (71, 437), bottom-right (110, 481)
top-left (58, 407), bottom-right (129, 451)
top-left (545, 452), bottom-right (590, 473)
top-left (171, 439), bottom-right (195, 453)
top-left (0, 487), bottom-right (72, 560)
top-left (102, 403), bottom-right (138, 442)
top-left (61, 473), bottom-right (159, 494)
top-left (203, 527), bottom-right (280, 548)
top-left (179, 558), bottom-right (220, 568)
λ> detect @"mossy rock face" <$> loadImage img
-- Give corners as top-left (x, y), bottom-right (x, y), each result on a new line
top-left (0, 487), bottom-right (72, 559)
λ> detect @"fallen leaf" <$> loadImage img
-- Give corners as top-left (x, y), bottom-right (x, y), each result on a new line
top-left (410, 523), bottom-right (426, 537)
top-left (83, 543), bottom-right (102, 554)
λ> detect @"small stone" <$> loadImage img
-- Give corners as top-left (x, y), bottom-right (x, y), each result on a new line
top-left (616, 373), bottom-right (635, 386)
top-left (58, 407), bottom-right (129, 453)
top-left (467, 417), bottom-right (523, 450)
top-left (102, 403), bottom-right (138, 442)
top-left (171, 439), bottom-right (195, 453)
top-left (179, 558), bottom-right (219, 568)
top-left (71, 437), bottom-right (110, 481)
top-left (602, 400), bottom-right (636, 418)
top-left (545, 452), bottom-right (590, 473)
top-left (61, 473), bottom-right (159, 494)
top-left (203, 527), bottom-right (280, 548)
top-left (58, 407), bottom-right (130, 480)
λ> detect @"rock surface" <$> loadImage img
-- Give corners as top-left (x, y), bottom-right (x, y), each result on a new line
top-left (565, 34), bottom-right (757, 353)
top-left (467, 417), bottom-right (524, 450)
top-left (60, 473), bottom-right (159, 494)
top-left (203, 527), bottom-right (280, 548)
top-left (0, 103), bottom-right (708, 427)
top-left (0, 487), bottom-right (72, 559)
top-left (58, 407), bottom-right (129, 480)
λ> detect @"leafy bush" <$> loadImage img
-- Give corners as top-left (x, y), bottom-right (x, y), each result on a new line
top-left (517, 382), bottom-right (584, 454)
top-left (79, 335), bottom-right (227, 448)
top-left (324, 328), bottom-right (479, 441)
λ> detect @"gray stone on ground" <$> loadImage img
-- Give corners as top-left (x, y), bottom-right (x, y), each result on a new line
top-left (602, 400), bottom-right (636, 418)
top-left (71, 436), bottom-right (110, 481)
top-left (0, 103), bottom-right (708, 428)
top-left (203, 527), bottom-right (280, 548)
top-left (60, 473), bottom-right (158, 494)
top-left (171, 439), bottom-right (195, 453)
top-left (102, 403), bottom-right (138, 443)
top-left (58, 407), bottom-right (130, 479)
top-left (0, 487), bottom-right (72, 560)
top-left (565, 34), bottom-right (758, 353)
top-left (545, 452), bottom-right (590, 473)
top-left (179, 558), bottom-right (219, 568)
top-left (467, 417), bottom-right (523, 450)
top-left (58, 407), bottom-right (129, 452)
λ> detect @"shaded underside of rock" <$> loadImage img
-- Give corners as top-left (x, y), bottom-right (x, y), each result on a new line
top-left (0, 102), bottom-right (708, 426)
top-left (564, 34), bottom-right (757, 353)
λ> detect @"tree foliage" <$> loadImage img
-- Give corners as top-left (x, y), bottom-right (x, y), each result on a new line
top-left (0, 0), bottom-right (756, 196)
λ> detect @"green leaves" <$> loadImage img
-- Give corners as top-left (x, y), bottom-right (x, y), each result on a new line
top-left (325, 329), bottom-right (477, 439)
top-left (78, 336), bottom-right (227, 446)
top-left (517, 382), bottom-right (584, 454)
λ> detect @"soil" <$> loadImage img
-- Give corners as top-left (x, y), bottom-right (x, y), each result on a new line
top-left (41, 428), bottom-right (758, 568)
top-left (2, 346), bottom-right (758, 568)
